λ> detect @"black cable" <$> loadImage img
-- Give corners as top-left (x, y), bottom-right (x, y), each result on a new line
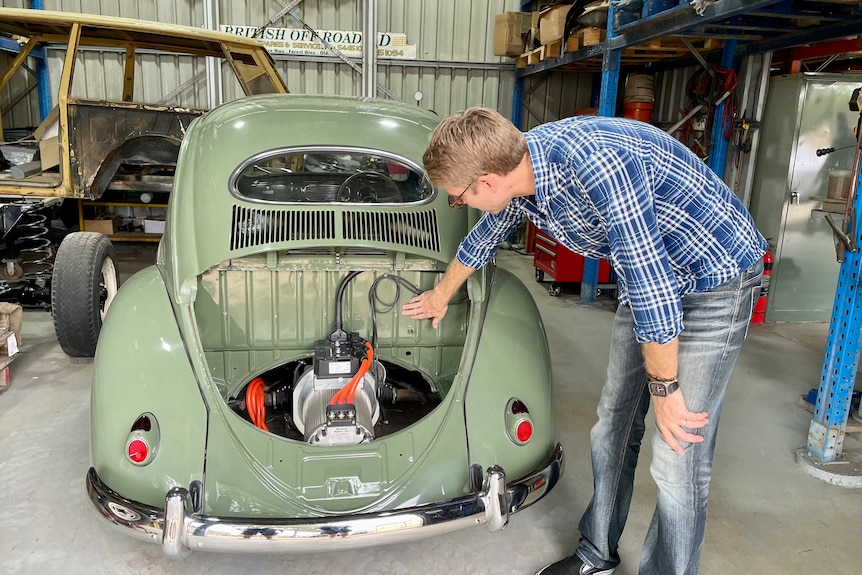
top-left (367, 274), bottom-right (424, 350)
top-left (329, 270), bottom-right (363, 341)
top-left (366, 273), bottom-right (468, 350)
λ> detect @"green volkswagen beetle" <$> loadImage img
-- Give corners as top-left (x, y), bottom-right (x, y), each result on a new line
top-left (86, 94), bottom-right (563, 555)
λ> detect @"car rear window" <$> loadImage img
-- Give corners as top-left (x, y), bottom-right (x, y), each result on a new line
top-left (232, 148), bottom-right (434, 204)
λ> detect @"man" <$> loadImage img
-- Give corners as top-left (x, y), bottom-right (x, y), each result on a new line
top-left (401, 107), bottom-right (767, 575)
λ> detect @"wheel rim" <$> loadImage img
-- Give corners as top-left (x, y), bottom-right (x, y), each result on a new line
top-left (99, 257), bottom-right (119, 321)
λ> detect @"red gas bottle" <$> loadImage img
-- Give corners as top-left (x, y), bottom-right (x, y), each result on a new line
top-left (751, 250), bottom-right (774, 324)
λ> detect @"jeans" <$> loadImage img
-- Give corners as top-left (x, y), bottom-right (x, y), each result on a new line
top-left (576, 261), bottom-right (763, 575)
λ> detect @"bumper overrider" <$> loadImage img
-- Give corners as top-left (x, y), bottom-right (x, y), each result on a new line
top-left (86, 443), bottom-right (563, 555)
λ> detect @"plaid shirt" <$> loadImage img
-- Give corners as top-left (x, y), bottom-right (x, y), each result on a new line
top-left (456, 116), bottom-right (767, 344)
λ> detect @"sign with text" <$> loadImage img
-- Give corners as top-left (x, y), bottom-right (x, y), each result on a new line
top-left (221, 25), bottom-right (417, 59)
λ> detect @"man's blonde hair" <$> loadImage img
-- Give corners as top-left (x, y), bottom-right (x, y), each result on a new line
top-left (423, 107), bottom-right (527, 187)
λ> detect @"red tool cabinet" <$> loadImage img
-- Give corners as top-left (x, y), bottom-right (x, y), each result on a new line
top-left (533, 228), bottom-right (614, 297)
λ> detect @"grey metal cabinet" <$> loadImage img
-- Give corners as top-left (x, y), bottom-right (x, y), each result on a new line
top-left (749, 73), bottom-right (862, 322)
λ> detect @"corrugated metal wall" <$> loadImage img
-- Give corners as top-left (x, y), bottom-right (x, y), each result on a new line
top-left (231, 0), bottom-right (523, 115)
top-left (0, 51), bottom-right (41, 132)
top-left (520, 72), bottom-right (597, 130)
top-left (2, 0), bottom-right (547, 131)
top-left (57, 50), bottom-right (214, 108)
top-left (654, 65), bottom-right (699, 130)
top-left (0, 2), bottom-right (697, 136)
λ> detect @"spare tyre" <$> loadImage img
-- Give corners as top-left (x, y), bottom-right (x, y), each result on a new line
top-left (51, 231), bottom-right (119, 357)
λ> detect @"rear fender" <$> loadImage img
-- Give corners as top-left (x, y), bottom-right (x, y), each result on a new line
top-left (91, 266), bottom-right (207, 508)
top-left (463, 268), bottom-right (555, 480)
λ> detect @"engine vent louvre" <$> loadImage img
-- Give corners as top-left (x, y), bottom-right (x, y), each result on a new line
top-left (342, 209), bottom-right (440, 252)
top-left (230, 206), bottom-right (440, 253)
top-left (230, 206), bottom-right (336, 250)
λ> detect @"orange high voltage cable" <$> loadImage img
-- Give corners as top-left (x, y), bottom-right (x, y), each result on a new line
top-left (346, 343), bottom-right (374, 404)
top-left (330, 342), bottom-right (374, 405)
top-left (246, 377), bottom-right (269, 431)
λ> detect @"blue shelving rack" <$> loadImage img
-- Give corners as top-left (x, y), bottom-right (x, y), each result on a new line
top-left (797, 94), bottom-right (862, 486)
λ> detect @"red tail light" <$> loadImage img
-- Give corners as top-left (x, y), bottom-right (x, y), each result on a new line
top-left (516, 420), bottom-right (533, 442)
top-left (127, 438), bottom-right (149, 463)
top-left (506, 398), bottom-right (534, 445)
top-left (124, 412), bottom-right (160, 466)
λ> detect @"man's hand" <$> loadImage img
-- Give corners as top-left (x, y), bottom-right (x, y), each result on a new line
top-left (401, 259), bottom-right (476, 328)
top-left (402, 289), bottom-right (449, 329)
top-left (652, 391), bottom-right (708, 456)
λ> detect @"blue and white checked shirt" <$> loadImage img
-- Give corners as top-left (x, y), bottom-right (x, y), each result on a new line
top-left (456, 116), bottom-right (768, 344)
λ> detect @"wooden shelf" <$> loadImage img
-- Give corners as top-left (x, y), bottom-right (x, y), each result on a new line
top-left (515, 0), bottom-right (862, 77)
top-left (103, 231), bottom-right (163, 242)
top-left (80, 201), bottom-right (168, 209)
top-left (77, 199), bottom-right (168, 242)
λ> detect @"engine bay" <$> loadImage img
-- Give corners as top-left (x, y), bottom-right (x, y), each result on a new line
top-left (224, 268), bottom-right (448, 445)
top-left (229, 341), bottom-right (442, 445)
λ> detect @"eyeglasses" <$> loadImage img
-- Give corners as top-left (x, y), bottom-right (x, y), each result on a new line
top-left (448, 181), bottom-right (473, 209)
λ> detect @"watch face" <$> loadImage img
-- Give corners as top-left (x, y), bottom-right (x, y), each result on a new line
top-left (648, 382), bottom-right (668, 397)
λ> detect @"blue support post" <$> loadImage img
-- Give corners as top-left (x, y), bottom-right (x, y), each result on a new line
top-left (508, 75), bottom-right (525, 248)
top-left (806, 161), bottom-right (862, 462)
top-left (35, 56), bottom-right (51, 122)
top-left (580, 4), bottom-right (621, 303)
top-left (797, 111), bottom-right (862, 487)
top-left (512, 77), bottom-right (524, 130)
top-left (508, 9), bottom-right (528, 249)
top-left (30, 0), bottom-right (52, 121)
top-left (707, 39), bottom-right (738, 176)
top-left (511, 2), bottom-right (529, 130)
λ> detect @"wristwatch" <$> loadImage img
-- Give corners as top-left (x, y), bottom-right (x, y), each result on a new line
top-left (647, 378), bottom-right (679, 397)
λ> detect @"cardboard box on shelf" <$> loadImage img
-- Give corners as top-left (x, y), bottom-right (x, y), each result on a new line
top-left (84, 215), bottom-right (122, 235)
top-left (494, 12), bottom-right (532, 57)
top-left (539, 4), bottom-right (572, 46)
top-left (143, 217), bottom-right (166, 234)
top-left (577, 26), bottom-right (605, 47)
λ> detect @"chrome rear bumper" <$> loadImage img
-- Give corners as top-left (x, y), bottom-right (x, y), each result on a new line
top-left (86, 442), bottom-right (563, 555)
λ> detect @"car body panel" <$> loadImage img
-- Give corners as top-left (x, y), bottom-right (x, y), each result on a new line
top-left (90, 266), bottom-right (207, 508)
top-left (202, 388), bottom-right (471, 516)
top-left (68, 102), bottom-right (202, 198)
top-left (162, 94), bottom-right (464, 297)
top-left (464, 268), bottom-right (556, 480)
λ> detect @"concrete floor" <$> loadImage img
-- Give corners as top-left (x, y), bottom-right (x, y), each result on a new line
top-left (2, 246), bottom-right (862, 574)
